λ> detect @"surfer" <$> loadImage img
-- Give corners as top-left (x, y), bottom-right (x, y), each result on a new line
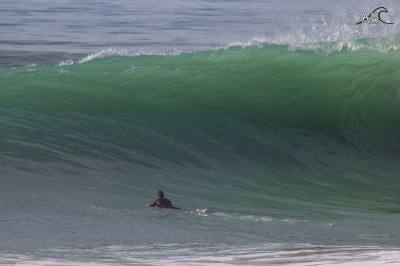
top-left (147, 191), bottom-right (180, 209)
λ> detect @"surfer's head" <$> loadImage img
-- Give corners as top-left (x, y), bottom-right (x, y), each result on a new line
top-left (156, 190), bottom-right (164, 199)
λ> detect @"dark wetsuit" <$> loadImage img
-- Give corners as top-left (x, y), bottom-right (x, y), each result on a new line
top-left (149, 198), bottom-right (177, 209)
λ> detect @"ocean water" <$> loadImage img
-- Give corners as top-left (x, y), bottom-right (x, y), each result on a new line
top-left (1, 0), bottom-right (400, 265)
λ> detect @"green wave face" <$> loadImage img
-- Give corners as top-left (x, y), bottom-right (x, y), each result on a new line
top-left (1, 45), bottom-right (400, 217)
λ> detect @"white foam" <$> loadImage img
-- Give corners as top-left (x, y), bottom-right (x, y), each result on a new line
top-left (59, 59), bottom-right (74, 66)
top-left (75, 34), bottom-right (400, 65)
top-left (224, 36), bottom-right (400, 54)
top-left (2, 244), bottom-right (400, 266)
top-left (190, 209), bottom-right (311, 224)
top-left (77, 48), bottom-right (183, 64)
top-left (191, 208), bottom-right (209, 216)
top-left (204, 210), bottom-right (274, 222)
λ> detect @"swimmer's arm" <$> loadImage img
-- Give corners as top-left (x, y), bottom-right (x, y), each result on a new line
top-left (147, 200), bottom-right (158, 207)
top-left (167, 199), bottom-right (181, 209)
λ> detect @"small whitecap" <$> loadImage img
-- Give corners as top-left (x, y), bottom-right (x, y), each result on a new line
top-left (59, 59), bottom-right (74, 67)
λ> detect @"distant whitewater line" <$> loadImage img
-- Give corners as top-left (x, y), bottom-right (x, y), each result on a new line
top-left (74, 35), bottom-right (400, 64)
top-left (1, 35), bottom-right (399, 69)
top-left (2, 244), bottom-right (400, 265)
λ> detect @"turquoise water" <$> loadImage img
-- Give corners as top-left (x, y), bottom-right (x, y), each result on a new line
top-left (1, 0), bottom-right (400, 264)
top-left (2, 42), bottom-right (400, 247)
